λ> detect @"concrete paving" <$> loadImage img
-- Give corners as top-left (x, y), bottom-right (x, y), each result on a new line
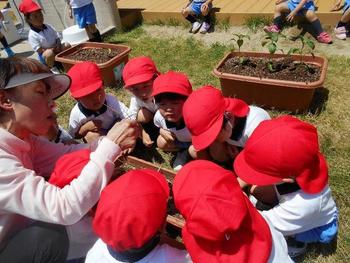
top-left (0, 38), bottom-right (37, 60)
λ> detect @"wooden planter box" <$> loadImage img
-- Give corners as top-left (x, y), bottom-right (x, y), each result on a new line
top-left (55, 42), bottom-right (131, 87)
top-left (213, 52), bottom-right (328, 112)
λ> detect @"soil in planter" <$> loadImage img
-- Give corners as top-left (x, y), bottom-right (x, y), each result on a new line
top-left (218, 57), bottom-right (321, 83)
top-left (65, 47), bottom-right (122, 64)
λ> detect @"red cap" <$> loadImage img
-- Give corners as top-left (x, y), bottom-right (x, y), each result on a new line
top-left (67, 62), bottom-right (103, 98)
top-left (234, 115), bottom-right (328, 194)
top-left (173, 160), bottom-right (272, 263)
top-left (183, 86), bottom-right (249, 151)
top-left (152, 71), bottom-right (192, 97)
top-left (19, 0), bottom-right (41, 15)
top-left (49, 149), bottom-right (90, 188)
top-left (93, 169), bottom-right (169, 251)
top-left (122, 56), bottom-right (159, 88)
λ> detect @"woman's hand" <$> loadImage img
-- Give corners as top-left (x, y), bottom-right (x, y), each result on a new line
top-left (107, 119), bottom-right (140, 152)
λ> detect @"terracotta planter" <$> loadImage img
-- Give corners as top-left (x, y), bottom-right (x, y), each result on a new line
top-left (55, 42), bottom-right (131, 86)
top-left (213, 52), bottom-right (328, 112)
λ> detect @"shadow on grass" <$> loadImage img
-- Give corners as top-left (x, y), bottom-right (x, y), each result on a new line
top-left (294, 237), bottom-right (338, 262)
top-left (308, 87), bottom-right (329, 115)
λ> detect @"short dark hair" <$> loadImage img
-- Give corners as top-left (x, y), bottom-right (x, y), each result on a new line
top-left (154, 92), bottom-right (187, 104)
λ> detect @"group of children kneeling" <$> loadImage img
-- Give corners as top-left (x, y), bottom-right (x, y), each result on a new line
top-left (47, 55), bottom-right (338, 262)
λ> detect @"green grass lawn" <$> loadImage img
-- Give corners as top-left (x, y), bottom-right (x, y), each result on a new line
top-left (56, 25), bottom-right (350, 263)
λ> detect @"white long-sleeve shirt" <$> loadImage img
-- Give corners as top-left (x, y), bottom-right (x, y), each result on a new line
top-left (0, 128), bottom-right (120, 256)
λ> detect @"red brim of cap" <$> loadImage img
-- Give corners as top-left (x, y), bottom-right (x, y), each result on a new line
top-left (182, 196), bottom-right (272, 263)
top-left (124, 73), bottom-right (154, 88)
top-left (296, 153), bottom-right (328, 194)
top-left (70, 80), bottom-right (103, 98)
top-left (191, 114), bottom-right (224, 151)
top-left (234, 151), bottom-right (328, 194)
top-left (224, 98), bottom-right (249, 118)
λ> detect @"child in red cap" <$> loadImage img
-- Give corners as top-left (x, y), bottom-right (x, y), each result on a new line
top-left (19, 0), bottom-right (71, 70)
top-left (122, 56), bottom-right (160, 147)
top-left (234, 115), bottom-right (338, 258)
top-left (86, 169), bottom-right (192, 263)
top-left (183, 85), bottom-right (270, 167)
top-left (67, 61), bottom-right (129, 143)
top-left (173, 160), bottom-right (292, 263)
top-left (152, 71), bottom-right (200, 171)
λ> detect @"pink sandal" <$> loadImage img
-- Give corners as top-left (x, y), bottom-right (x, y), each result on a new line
top-left (317, 32), bottom-right (332, 44)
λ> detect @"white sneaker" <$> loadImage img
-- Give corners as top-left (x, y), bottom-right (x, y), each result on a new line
top-left (191, 22), bottom-right (202, 34)
top-left (50, 66), bottom-right (60, 74)
top-left (199, 22), bottom-right (210, 34)
top-left (172, 150), bottom-right (188, 171)
top-left (334, 26), bottom-right (347, 40)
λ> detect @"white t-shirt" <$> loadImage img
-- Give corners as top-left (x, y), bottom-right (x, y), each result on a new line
top-left (262, 215), bottom-right (293, 263)
top-left (226, 106), bottom-right (270, 148)
top-left (28, 24), bottom-right (60, 52)
top-left (153, 110), bottom-right (192, 142)
top-left (69, 94), bottom-right (129, 137)
top-left (86, 239), bottom-right (192, 263)
top-left (128, 96), bottom-right (158, 120)
top-left (69, 0), bottom-right (93, 9)
top-left (262, 185), bottom-right (337, 236)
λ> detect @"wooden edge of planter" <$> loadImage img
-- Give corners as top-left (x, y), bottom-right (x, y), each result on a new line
top-left (55, 42), bottom-right (131, 68)
top-left (166, 215), bottom-right (185, 229)
top-left (212, 51), bottom-right (328, 89)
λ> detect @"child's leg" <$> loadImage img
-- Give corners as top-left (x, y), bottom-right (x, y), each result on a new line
top-left (199, 2), bottom-right (213, 33)
top-left (182, 5), bottom-right (197, 24)
top-left (42, 49), bottom-right (56, 68)
top-left (264, 2), bottom-right (289, 32)
top-left (305, 10), bottom-right (332, 43)
top-left (86, 24), bottom-right (101, 42)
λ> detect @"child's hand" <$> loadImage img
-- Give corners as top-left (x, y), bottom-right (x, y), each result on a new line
top-left (159, 128), bottom-right (176, 142)
top-left (142, 129), bottom-right (154, 147)
top-left (330, 0), bottom-right (344, 11)
top-left (286, 10), bottom-right (297, 22)
top-left (79, 119), bottom-right (102, 136)
top-left (107, 119), bottom-right (140, 152)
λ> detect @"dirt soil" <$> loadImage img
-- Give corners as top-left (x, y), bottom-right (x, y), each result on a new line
top-left (219, 56), bottom-right (321, 82)
top-left (143, 25), bottom-right (350, 57)
top-left (65, 47), bottom-right (122, 64)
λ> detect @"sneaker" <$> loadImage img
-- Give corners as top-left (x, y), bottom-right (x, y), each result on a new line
top-left (317, 32), bottom-right (333, 44)
top-left (286, 237), bottom-right (307, 259)
top-left (263, 24), bottom-right (281, 33)
top-left (334, 26), bottom-right (347, 40)
top-left (172, 150), bottom-right (189, 171)
top-left (190, 21), bottom-right (202, 34)
top-left (50, 66), bottom-right (60, 74)
top-left (199, 22), bottom-right (210, 34)
top-left (4, 47), bottom-right (15, 57)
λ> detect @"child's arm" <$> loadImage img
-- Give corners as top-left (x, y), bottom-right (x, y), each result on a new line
top-left (201, 0), bottom-right (213, 13)
top-left (330, 0), bottom-right (344, 11)
top-left (76, 120), bottom-right (102, 139)
top-left (286, 0), bottom-right (308, 22)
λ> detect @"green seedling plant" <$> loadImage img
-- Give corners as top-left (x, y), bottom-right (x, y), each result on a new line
top-left (231, 33), bottom-right (250, 65)
top-left (287, 35), bottom-right (315, 72)
top-left (261, 31), bottom-right (286, 72)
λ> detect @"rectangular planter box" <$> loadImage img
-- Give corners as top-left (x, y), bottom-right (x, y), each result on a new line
top-left (213, 52), bottom-right (328, 112)
top-left (55, 42), bottom-right (131, 87)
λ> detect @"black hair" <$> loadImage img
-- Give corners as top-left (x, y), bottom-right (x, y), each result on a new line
top-left (154, 92), bottom-right (187, 104)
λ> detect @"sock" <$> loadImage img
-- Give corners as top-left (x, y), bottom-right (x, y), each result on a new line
top-left (0, 36), bottom-right (9, 48)
top-left (311, 19), bottom-right (323, 36)
top-left (273, 16), bottom-right (283, 29)
top-left (337, 21), bottom-right (347, 28)
top-left (185, 15), bottom-right (196, 24)
top-left (90, 30), bottom-right (102, 42)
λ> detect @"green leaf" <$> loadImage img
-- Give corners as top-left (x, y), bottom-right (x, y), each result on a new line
top-left (288, 48), bottom-right (300, 55)
top-left (261, 40), bottom-right (268, 47)
top-left (271, 33), bottom-right (279, 42)
top-left (237, 39), bottom-right (243, 48)
top-left (305, 39), bottom-right (315, 50)
top-left (267, 62), bottom-right (274, 72)
top-left (267, 42), bottom-right (277, 54)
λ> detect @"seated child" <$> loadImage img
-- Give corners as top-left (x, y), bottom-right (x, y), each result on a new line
top-left (86, 169), bottom-right (192, 263)
top-left (122, 56), bottom-right (160, 147)
top-left (234, 116), bottom-right (338, 258)
top-left (183, 85), bottom-right (270, 165)
top-left (152, 71), bottom-right (197, 171)
top-left (182, 0), bottom-right (213, 34)
top-left (173, 160), bottom-right (292, 263)
top-left (331, 0), bottom-right (350, 39)
top-left (264, 0), bottom-right (332, 44)
top-left (19, 0), bottom-right (71, 69)
top-left (0, 12), bottom-right (15, 57)
top-left (67, 61), bottom-right (129, 143)
top-left (67, 0), bottom-right (102, 42)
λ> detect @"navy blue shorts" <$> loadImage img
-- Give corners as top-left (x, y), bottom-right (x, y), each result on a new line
top-left (73, 2), bottom-right (97, 28)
